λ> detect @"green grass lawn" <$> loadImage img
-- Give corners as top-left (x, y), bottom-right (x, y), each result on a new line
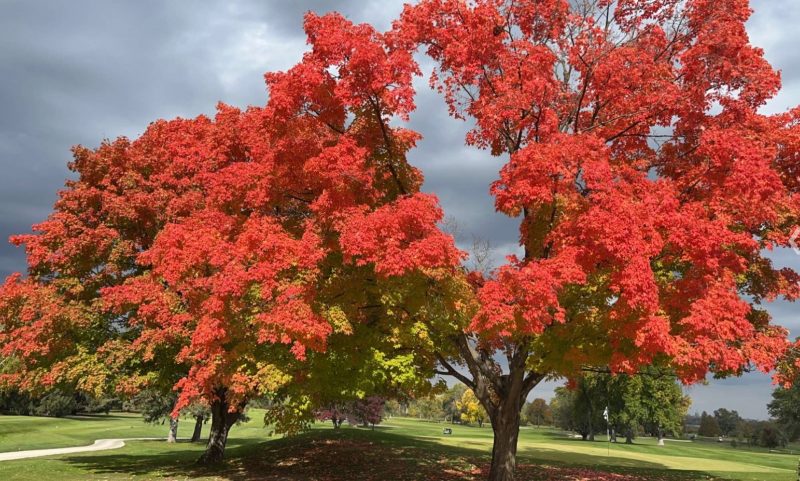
top-left (0, 412), bottom-right (796, 480)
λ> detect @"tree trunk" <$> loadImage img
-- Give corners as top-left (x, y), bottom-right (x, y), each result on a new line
top-left (443, 334), bottom-right (542, 481)
top-left (167, 418), bottom-right (179, 443)
top-left (657, 427), bottom-right (665, 446)
top-left (191, 414), bottom-right (204, 442)
top-left (625, 428), bottom-right (633, 444)
top-left (197, 388), bottom-right (242, 465)
top-left (487, 407), bottom-right (522, 481)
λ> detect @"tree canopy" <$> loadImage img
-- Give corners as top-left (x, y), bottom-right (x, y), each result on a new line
top-left (457, 388), bottom-right (489, 427)
top-left (0, 11), bottom-right (462, 464)
top-left (523, 398), bottom-right (552, 427)
top-left (713, 408), bottom-right (742, 438)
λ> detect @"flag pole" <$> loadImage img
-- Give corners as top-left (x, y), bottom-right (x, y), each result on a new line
top-left (604, 405), bottom-right (610, 456)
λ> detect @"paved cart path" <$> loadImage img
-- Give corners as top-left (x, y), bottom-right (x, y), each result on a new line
top-left (0, 437), bottom-right (166, 461)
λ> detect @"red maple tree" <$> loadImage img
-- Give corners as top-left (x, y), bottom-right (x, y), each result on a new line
top-left (394, 1), bottom-right (800, 480)
top-left (0, 12), bottom-right (461, 464)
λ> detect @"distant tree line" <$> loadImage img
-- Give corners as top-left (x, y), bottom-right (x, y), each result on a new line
top-left (393, 384), bottom-right (555, 429)
top-left (392, 370), bottom-right (688, 444)
top-left (688, 409), bottom-right (787, 449)
top-left (0, 386), bottom-right (215, 443)
top-left (0, 388), bottom-right (120, 417)
top-left (315, 396), bottom-right (386, 430)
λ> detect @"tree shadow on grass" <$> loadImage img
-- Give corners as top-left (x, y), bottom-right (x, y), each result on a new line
top-left (63, 414), bottom-right (137, 420)
top-left (60, 428), bottom-right (740, 481)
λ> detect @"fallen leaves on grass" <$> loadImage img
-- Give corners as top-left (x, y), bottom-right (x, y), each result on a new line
top-left (217, 434), bottom-right (692, 481)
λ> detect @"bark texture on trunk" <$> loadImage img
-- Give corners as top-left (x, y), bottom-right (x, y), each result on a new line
top-left (167, 418), bottom-right (179, 443)
top-left (191, 414), bottom-right (204, 442)
top-left (435, 334), bottom-right (543, 481)
top-left (197, 388), bottom-right (243, 465)
top-left (487, 406), bottom-right (522, 481)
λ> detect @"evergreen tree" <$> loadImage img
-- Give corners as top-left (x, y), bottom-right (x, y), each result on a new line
top-left (698, 411), bottom-right (722, 437)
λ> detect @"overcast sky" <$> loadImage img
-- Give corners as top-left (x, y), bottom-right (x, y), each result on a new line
top-left (1, 0), bottom-right (798, 419)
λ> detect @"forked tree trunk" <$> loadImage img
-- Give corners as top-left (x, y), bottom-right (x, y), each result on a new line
top-left (167, 418), bottom-right (179, 443)
top-left (487, 403), bottom-right (522, 481)
top-left (191, 414), bottom-right (204, 442)
top-left (442, 335), bottom-right (542, 481)
top-left (197, 389), bottom-right (243, 465)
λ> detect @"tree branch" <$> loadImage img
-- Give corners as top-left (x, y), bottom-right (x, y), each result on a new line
top-left (522, 371), bottom-right (544, 397)
top-left (434, 352), bottom-right (476, 389)
top-left (368, 96), bottom-right (408, 196)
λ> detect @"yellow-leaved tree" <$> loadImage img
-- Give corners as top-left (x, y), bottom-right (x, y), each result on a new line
top-left (457, 389), bottom-right (488, 428)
